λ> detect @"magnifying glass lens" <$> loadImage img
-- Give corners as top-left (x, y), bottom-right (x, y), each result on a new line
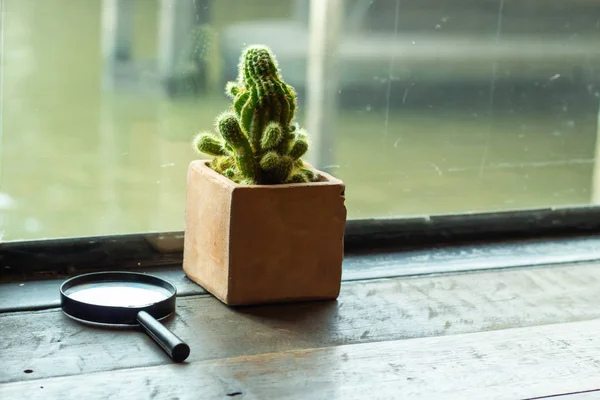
top-left (64, 282), bottom-right (172, 307)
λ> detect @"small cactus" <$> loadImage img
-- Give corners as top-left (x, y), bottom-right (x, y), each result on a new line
top-left (193, 45), bottom-right (319, 185)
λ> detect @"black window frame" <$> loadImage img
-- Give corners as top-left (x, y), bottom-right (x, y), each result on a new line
top-left (2, 205), bottom-right (600, 282)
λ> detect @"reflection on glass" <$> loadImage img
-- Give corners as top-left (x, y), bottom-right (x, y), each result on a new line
top-left (1, 0), bottom-right (599, 241)
top-left (65, 282), bottom-right (171, 307)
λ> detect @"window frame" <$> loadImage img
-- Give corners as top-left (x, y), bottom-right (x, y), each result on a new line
top-left (2, 0), bottom-right (600, 283)
top-left (2, 204), bottom-right (600, 282)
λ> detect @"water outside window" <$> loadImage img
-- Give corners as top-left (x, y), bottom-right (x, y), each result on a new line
top-left (1, 0), bottom-right (599, 241)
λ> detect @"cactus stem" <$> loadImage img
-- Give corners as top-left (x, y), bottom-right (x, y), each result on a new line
top-left (192, 44), bottom-right (318, 185)
top-left (217, 112), bottom-right (258, 183)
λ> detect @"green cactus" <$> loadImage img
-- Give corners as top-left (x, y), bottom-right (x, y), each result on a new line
top-left (192, 44), bottom-right (320, 185)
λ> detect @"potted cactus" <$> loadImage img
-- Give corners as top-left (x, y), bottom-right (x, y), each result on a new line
top-left (182, 45), bottom-right (347, 306)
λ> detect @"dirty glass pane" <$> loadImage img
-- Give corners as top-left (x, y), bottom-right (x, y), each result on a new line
top-left (1, 0), bottom-right (599, 241)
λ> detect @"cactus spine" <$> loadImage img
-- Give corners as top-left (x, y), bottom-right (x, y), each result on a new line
top-left (193, 45), bottom-right (319, 185)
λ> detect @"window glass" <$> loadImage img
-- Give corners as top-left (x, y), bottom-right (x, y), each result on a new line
top-left (1, 0), bottom-right (599, 241)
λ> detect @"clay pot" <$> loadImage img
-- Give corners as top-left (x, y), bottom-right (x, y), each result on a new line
top-left (182, 160), bottom-right (347, 306)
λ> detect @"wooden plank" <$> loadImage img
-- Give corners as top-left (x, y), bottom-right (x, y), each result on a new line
top-left (3, 263), bottom-right (600, 384)
top-left (341, 235), bottom-right (600, 282)
top-left (5, 234), bottom-right (600, 312)
top-left (3, 318), bottom-right (600, 399)
top-left (0, 266), bottom-right (207, 312)
top-left (529, 390), bottom-right (600, 400)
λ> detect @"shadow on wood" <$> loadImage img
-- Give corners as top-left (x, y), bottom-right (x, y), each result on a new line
top-left (230, 299), bottom-right (340, 330)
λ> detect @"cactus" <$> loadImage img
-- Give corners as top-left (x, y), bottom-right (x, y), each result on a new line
top-left (193, 44), bottom-right (320, 185)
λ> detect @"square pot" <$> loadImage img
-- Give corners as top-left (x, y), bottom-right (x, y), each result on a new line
top-left (182, 160), bottom-right (347, 306)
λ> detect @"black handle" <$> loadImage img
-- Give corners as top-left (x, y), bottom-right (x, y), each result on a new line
top-left (136, 311), bottom-right (190, 362)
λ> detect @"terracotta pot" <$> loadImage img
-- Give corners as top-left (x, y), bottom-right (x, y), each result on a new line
top-left (182, 160), bottom-right (347, 306)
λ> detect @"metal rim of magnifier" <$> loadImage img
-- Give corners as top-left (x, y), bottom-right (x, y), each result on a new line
top-left (59, 271), bottom-right (177, 326)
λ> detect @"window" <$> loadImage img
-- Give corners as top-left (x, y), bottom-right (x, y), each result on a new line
top-left (3, 2), bottom-right (600, 394)
top-left (1, 0), bottom-right (599, 244)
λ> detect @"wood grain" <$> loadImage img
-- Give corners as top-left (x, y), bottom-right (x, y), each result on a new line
top-left (5, 235), bottom-right (600, 313)
top-left (3, 318), bottom-right (600, 399)
top-left (525, 390), bottom-right (600, 400)
top-left (0, 266), bottom-right (207, 312)
top-left (2, 263), bottom-right (600, 385)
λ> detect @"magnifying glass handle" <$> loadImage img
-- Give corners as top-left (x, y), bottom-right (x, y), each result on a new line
top-left (136, 311), bottom-right (190, 362)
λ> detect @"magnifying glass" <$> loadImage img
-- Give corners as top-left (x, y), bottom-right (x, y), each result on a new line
top-left (59, 271), bottom-right (190, 362)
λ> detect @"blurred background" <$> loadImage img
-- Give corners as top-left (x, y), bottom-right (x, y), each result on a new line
top-left (1, 0), bottom-right (599, 241)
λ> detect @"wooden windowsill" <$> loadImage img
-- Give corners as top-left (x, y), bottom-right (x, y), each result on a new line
top-left (2, 260), bottom-right (600, 398)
